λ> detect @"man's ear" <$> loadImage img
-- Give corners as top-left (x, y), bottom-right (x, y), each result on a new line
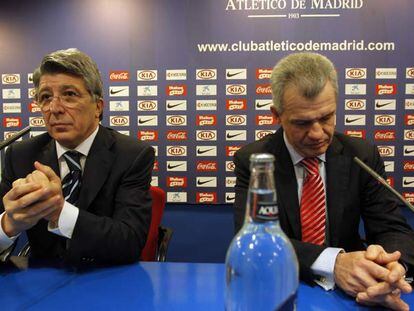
top-left (95, 99), bottom-right (104, 119)
top-left (270, 106), bottom-right (282, 125)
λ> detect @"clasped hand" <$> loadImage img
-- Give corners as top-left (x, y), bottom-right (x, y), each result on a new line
top-left (334, 244), bottom-right (412, 310)
top-left (1, 162), bottom-right (64, 237)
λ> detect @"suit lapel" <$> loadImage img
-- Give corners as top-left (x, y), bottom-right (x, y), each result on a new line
top-left (325, 137), bottom-right (351, 246)
top-left (266, 129), bottom-right (301, 239)
top-left (38, 138), bottom-right (59, 176)
top-left (78, 126), bottom-right (116, 210)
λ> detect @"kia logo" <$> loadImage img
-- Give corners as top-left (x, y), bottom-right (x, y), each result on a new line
top-left (256, 130), bottom-right (273, 139)
top-left (167, 116), bottom-right (185, 125)
top-left (406, 130), bottom-right (414, 140)
top-left (138, 70), bottom-right (156, 80)
top-left (2, 74), bottom-right (19, 84)
top-left (376, 115), bottom-right (394, 125)
top-left (227, 115), bottom-right (246, 125)
top-left (197, 69), bottom-right (215, 80)
top-left (346, 68), bottom-right (365, 79)
top-left (227, 85), bottom-right (245, 95)
top-left (138, 101), bottom-right (156, 110)
top-left (197, 131), bottom-right (216, 140)
top-left (346, 100), bottom-right (364, 110)
top-left (110, 116), bottom-right (128, 125)
top-left (167, 146), bottom-right (186, 156)
top-left (378, 147), bottom-right (393, 156)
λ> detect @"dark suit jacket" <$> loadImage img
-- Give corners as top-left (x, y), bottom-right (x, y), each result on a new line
top-left (234, 128), bottom-right (414, 282)
top-left (0, 125), bottom-right (154, 267)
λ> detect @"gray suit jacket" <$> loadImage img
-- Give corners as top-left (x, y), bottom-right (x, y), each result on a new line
top-left (0, 125), bottom-right (154, 266)
top-left (234, 128), bottom-right (414, 282)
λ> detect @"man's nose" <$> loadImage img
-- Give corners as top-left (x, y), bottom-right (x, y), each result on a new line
top-left (48, 96), bottom-right (65, 113)
top-left (308, 122), bottom-right (324, 139)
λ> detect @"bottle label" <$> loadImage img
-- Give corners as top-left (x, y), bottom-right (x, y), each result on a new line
top-left (253, 201), bottom-right (279, 221)
top-left (277, 291), bottom-right (297, 311)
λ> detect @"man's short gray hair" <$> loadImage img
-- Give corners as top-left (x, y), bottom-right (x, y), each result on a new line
top-left (270, 52), bottom-right (338, 114)
top-left (33, 48), bottom-right (103, 102)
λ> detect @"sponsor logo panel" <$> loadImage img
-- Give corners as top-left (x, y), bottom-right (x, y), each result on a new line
top-left (375, 99), bottom-right (396, 110)
top-left (404, 130), bottom-right (414, 141)
top-left (137, 100), bottom-right (158, 111)
top-left (167, 192), bottom-right (187, 203)
top-left (345, 84), bottom-right (366, 95)
top-left (166, 69), bottom-right (187, 81)
top-left (196, 85), bottom-right (217, 96)
top-left (344, 115), bottom-right (366, 125)
top-left (2, 74), bottom-right (20, 84)
top-left (109, 101), bottom-right (129, 111)
top-left (109, 86), bottom-right (129, 97)
top-left (406, 84), bottom-right (414, 95)
top-left (345, 68), bottom-right (367, 79)
top-left (167, 161), bottom-right (187, 171)
top-left (137, 115), bottom-right (158, 126)
top-left (151, 176), bottom-right (158, 187)
top-left (137, 85), bottom-right (158, 96)
top-left (377, 146), bottom-right (395, 157)
top-left (226, 176), bottom-right (236, 188)
top-left (255, 84), bottom-right (271, 95)
top-left (196, 130), bottom-right (217, 141)
top-left (226, 146), bottom-right (241, 157)
top-left (345, 130), bottom-right (366, 139)
top-left (226, 99), bottom-right (247, 110)
top-left (255, 99), bottom-right (272, 110)
top-left (226, 130), bottom-right (247, 141)
top-left (167, 177), bottom-right (187, 187)
top-left (225, 192), bottom-right (236, 203)
top-left (256, 115), bottom-right (276, 126)
top-left (403, 193), bottom-right (414, 204)
top-left (196, 99), bottom-right (217, 111)
top-left (226, 161), bottom-right (235, 172)
top-left (196, 69), bottom-right (217, 80)
top-left (196, 192), bottom-right (217, 203)
top-left (196, 177), bottom-right (217, 187)
top-left (256, 130), bottom-right (275, 140)
top-left (384, 161), bottom-right (394, 172)
top-left (3, 117), bottom-right (22, 128)
top-left (166, 130), bottom-right (188, 141)
top-left (406, 68), bottom-right (414, 79)
top-left (28, 88), bottom-right (36, 98)
top-left (403, 177), bottom-right (414, 188)
top-left (29, 117), bottom-right (45, 127)
top-left (374, 114), bottom-right (395, 126)
top-left (166, 145), bottom-right (187, 156)
top-left (406, 99), bottom-right (414, 110)
top-left (29, 102), bottom-right (41, 113)
top-left (404, 146), bottom-right (414, 156)
top-left (110, 115), bottom-right (130, 126)
top-left (404, 161), bottom-right (414, 172)
top-left (226, 84), bottom-right (247, 95)
top-left (28, 73), bottom-right (33, 84)
top-left (138, 130), bottom-right (158, 141)
top-left (166, 115), bottom-right (187, 126)
top-left (137, 70), bottom-right (157, 81)
top-left (376, 84), bottom-right (397, 95)
top-left (345, 99), bottom-right (366, 110)
top-left (405, 115), bottom-right (414, 126)
top-left (196, 146), bottom-right (217, 156)
top-left (166, 100), bottom-right (187, 111)
top-left (375, 68), bottom-right (397, 79)
top-left (226, 69), bottom-right (247, 80)
top-left (197, 115), bottom-right (217, 126)
top-left (2, 89), bottom-right (21, 99)
top-left (374, 130), bottom-right (396, 141)
top-left (197, 161), bottom-right (218, 172)
top-left (256, 68), bottom-right (272, 80)
top-left (2, 103), bottom-right (21, 113)
top-left (226, 115), bottom-right (247, 126)
top-left (109, 71), bottom-right (129, 81)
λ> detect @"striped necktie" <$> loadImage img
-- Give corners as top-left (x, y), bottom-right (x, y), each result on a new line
top-left (61, 151), bottom-right (82, 206)
top-left (300, 157), bottom-right (326, 245)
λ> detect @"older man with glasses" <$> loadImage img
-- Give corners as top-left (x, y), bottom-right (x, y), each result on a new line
top-left (0, 48), bottom-right (154, 266)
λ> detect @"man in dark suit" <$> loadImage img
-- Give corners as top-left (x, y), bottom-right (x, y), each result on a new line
top-left (0, 48), bottom-right (154, 266)
top-left (234, 52), bottom-right (414, 310)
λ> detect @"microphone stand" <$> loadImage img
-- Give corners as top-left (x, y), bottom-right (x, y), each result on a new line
top-left (0, 126), bottom-right (31, 151)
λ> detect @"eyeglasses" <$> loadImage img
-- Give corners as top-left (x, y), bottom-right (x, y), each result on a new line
top-left (36, 90), bottom-right (88, 112)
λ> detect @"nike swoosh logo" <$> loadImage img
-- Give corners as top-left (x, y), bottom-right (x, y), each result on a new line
top-left (167, 102), bottom-right (185, 109)
top-left (138, 118), bottom-right (155, 124)
top-left (376, 101), bottom-right (393, 108)
top-left (197, 179), bottom-right (214, 185)
top-left (405, 149), bottom-right (414, 154)
top-left (226, 195), bottom-right (235, 200)
top-left (345, 117), bottom-right (363, 123)
top-left (256, 102), bottom-right (272, 108)
top-left (403, 180), bottom-right (414, 186)
top-left (197, 148), bottom-right (214, 154)
top-left (227, 71), bottom-right (244, 78)
top-left (167, 163), bottom-right (184, 169)
top-left (110, 88), bottom-right (126, 95)
top-left (227, 133), bottom-right (243, 139)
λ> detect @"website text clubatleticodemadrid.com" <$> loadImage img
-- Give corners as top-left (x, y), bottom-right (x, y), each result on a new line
top-left (197, 39), bottom-right (395, 53)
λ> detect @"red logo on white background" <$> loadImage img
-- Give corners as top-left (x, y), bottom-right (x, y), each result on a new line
top-left (196, 161), bottom-right (218, 172)
top-left (345, 130), bottom-right (366, 139)
top-left (256, 115), bottom-right (276, 125)
top-left (376, 84), bottom-right (397, 95)
top-left (226, 146), bottom-right (241, 156)
top-left (197, 115), bottom-right (217, 126)
top-left (166, 130), bottom-right (187, 141)
top-left (226, 99), bottom-right (246, 110)
top-left (374, 130), bottom-right (395, 141)
top-left (405, 115), bottom-right (414, 126)
top-left (166, 85), bottom-right (187, 96)
top-left (138, 130), bottom-right (158, 141)
top-left (167, 177), bottom-right (187, 187)
top-left (256, 69), bottom-right (272, 80)
top-left (3, 117), bottom-right (21, 127)
top-left (109, 71), bottom-right (129, 81)
top-left (255, 84), bottom-right (271, 95)
top-left (196, 192), bottom-right (217, 203)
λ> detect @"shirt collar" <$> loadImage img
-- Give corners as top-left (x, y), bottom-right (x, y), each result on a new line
top-left (56, 125), bottom-right (99, 159)
top-left (283, 131), bottom-right (326, 165)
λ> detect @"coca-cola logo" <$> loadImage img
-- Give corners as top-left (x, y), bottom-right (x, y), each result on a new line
top-left (110, 116), bottom-right (129, 126)
top-left (29, 117), bottom-right (45, 127)
top-left (167, 115), bottom-right (186, 125)
top-left (226, 146), bottom-right (241, 156)
top-left (226, 84), bottom-right (246, 95)
top-left (377, 146), bottom-right (394, 156)
top-left (255, 84), bottom-right (272, 95)
top-left (138, 70), bottom-right (157, 80)
top-left (197, 115), bottom-right (216, 126)
top-left (138, 130), bottom-right (158, 141)
top-left (3, 117), bottom-right (21, 127)
top-left (405, 115), bottom-right (414, 126)
top-left (346, 99), bottom-right (365, 110)
top-left (404, 161), bottom-right (414, 172)
top-left (197, 69), bottom-right (216, 80)
top-left (226, 99), bottom-right (246, 110)
top-left (226, 115), bottom-right (246, 125)
top-left (29, 102), bottom-right (41, 113)
top-left (256, 115), bottom-right (275, 125)
top-left (375, 115), bottom-right (394, 125)
top-left (197, 161), bottom-right (218, 171)
top-left (166, 85), bottom-right (187, 96)
top-left (196, 192), bottom-right (217, 203)
top-left (167, 177), bottom-right (187, 187)
top-left (226, 161), bottom-right (235, 171)
top-left (138, 100), bottom-right (157, 111)
top-left (197, 130), bottom-right (216, 141)
top-left (405, 130), bottom-right (414, 140)
top-left (109, 71), bottom-right (129, 81)
top-left (374, 130), bottom-right (395, 141)
top-left (2, 74), bottom-right (19, 84)
top-left (376, 84), bottom-right (397, 95)
top-left (346, 68), bottom-right (365, 79)
top-left (256, 130), bottom-right (273, 140)
top-left (345, 130), bottom-right (366, 139)
top-left (167, 146), bottom-right (186, 156)
top-left (166, 130), bottom-right (187, 140)
top-left (256, 68), bottom-right (272, 80)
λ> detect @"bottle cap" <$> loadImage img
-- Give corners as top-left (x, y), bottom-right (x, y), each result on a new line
top-left (250, 153), bottom-right (275, 163)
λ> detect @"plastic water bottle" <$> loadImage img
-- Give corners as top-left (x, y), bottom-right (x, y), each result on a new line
top-left (225, 153), bottom-right (299, 310)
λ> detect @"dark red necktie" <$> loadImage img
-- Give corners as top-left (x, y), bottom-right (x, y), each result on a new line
top-left (300, 158), bottom-right (326, 245)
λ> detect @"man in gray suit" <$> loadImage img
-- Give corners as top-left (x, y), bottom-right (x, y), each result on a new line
top-left (0, 48), bottom-right (154, 266)
top-left (234, 52), bottom-right (413, 310)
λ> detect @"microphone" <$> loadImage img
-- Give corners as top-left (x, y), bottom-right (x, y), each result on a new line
top-left (0, 126), bottom-right (31, 151)
top-left (353, 156), bottom-right (414, 213)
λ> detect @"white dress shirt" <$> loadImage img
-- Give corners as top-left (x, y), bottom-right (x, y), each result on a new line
top-left (0, 126), bottom-right (99, 251)
top-left (283, 132), bottom-right (343, 290)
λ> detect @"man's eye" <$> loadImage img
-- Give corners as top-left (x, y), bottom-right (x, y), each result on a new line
top-left (39, 94), bottom-right (52, 102)
top-left (63, 90), bottom-right (78, 97)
